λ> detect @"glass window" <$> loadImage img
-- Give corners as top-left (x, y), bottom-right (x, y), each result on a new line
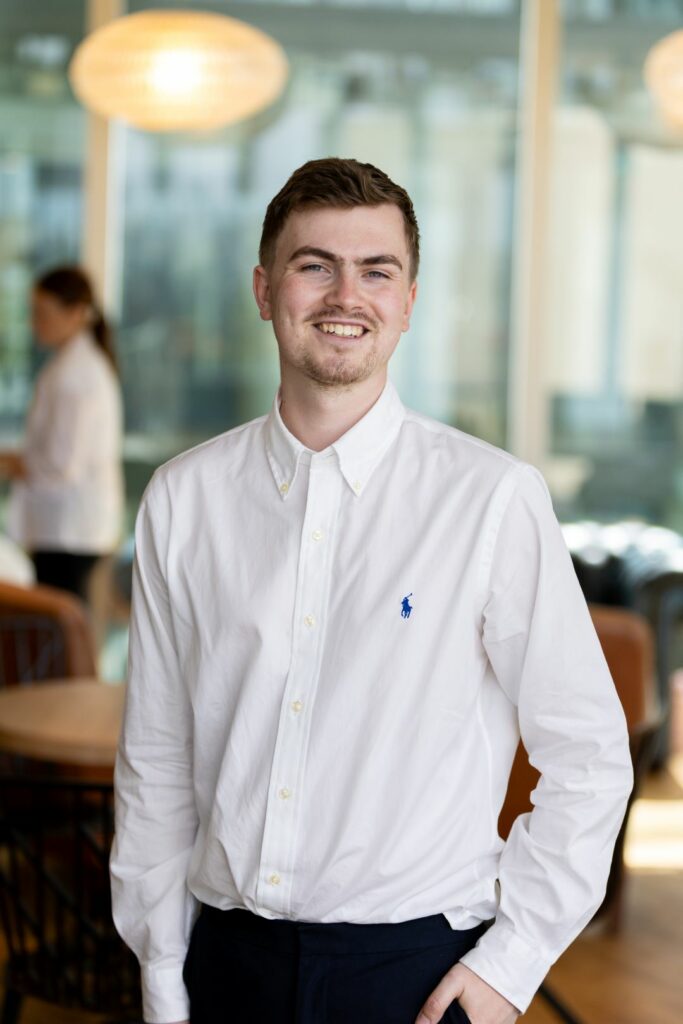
top-left (547, 0), bottom-right (683, 529)
top-left (0, 2), bottom-right (87, 439)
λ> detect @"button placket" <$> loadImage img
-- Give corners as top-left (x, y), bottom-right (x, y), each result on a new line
top-left (256, 458), bottom-right (341, 914)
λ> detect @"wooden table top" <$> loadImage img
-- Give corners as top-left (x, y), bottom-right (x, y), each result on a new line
top-left (0, 678), bottom-right (125, 767)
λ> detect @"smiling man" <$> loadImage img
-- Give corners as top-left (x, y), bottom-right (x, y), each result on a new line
top-left (111, 158), bottom-right (632, 1024)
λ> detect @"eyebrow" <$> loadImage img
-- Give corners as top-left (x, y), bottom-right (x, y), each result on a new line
top-left (288, 246), bottom-right (403, 271)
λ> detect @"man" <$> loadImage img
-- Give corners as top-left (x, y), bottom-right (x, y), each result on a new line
top-left (111, 158), bottom-right (633, 1024)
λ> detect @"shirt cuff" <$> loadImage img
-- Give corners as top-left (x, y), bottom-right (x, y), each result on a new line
top-left (141, 962), bottom-right (190, 1024)
top-left (459, 921), bottom-right (554, 1013)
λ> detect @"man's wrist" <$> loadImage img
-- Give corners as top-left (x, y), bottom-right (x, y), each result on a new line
top-left (459, 923), bottom-right (546, 1014)
top-left (140, 960), bottom-right (191, 1024)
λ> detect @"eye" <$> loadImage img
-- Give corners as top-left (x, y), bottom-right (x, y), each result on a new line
top-left (300, 263), bottom-right (327, 273)
top-left (365, 269), bottom-right (390, 279)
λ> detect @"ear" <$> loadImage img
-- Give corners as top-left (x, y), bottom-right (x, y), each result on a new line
top-left (253, 265), bottom-right (273, 321)
top-left (401, 279), bottom-right (417, 332)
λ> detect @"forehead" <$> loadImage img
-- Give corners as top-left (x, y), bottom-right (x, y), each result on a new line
top-left (33, 289), bottom-right (62, 308)
top-left (275, 204), bottom-right (410, 262)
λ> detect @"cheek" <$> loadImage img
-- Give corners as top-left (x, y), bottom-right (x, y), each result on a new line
top-left (35, 317), bottom-right (55, 340)
top-left (274, 280), bottom-right (317, 320)
top-left (374, 294), bottom-right (411, 328)
top-left (46, 311), bottom-right (70, 338)
top-left (273, 300), bottom-right (301, 328)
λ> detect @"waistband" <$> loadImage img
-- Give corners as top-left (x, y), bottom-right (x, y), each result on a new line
top-left (201, 905), bottom-right (489, 957)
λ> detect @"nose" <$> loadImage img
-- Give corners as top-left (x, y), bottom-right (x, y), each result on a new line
top-left (324, 267), bottom-right (361, 310)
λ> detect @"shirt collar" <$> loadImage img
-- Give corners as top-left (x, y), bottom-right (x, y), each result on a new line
top-left (264, 379), bottom-right (405, 500)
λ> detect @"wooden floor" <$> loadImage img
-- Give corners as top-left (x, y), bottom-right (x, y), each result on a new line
top-left (5, 758), bottom-right (683, 1024)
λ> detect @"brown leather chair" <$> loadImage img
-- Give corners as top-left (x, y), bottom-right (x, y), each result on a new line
top-left (0, 580), bottom-right (97, 687)
top-left (498, 603), bottom-right (660, 931)
top-left (496, 606), bottom-right (660, 1023)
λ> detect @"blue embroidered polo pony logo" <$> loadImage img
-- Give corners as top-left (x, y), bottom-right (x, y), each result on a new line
top-left (401, 593), bottom-right (413, 619)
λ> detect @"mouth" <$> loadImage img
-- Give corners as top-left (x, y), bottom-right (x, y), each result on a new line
top-left (312, 320), bottom-right (370, 340)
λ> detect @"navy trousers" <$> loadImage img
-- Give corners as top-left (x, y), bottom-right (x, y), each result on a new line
top-left (183, 905), bottom-right (488, 1023)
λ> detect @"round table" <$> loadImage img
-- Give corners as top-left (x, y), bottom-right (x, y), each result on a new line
top-left (0, 678), bottom-right (125, 769)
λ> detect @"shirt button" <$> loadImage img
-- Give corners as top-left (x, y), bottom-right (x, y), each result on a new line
top-left (353, 480), bottom-right (362, 493)
top-left (278, 787), bottom-right (291, 800)
top-left (291, 700), bottom-right (303, 713)
top-left (279, 482), bottom-right (289, 495)
top-left (312, 529), bottom-right (323, 541)
top-left (268, 873), bottom-right (281, 886)
top-left (304, 614), bottom-right (316, 627)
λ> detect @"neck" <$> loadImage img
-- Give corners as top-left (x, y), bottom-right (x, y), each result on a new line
top-left (279, 373), bottom-right (387, 451)
top-left (48, 330), bottom-right (82, 354)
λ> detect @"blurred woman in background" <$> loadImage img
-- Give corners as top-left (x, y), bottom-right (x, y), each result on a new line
top-left (0, 266), bottom-right (124, 602)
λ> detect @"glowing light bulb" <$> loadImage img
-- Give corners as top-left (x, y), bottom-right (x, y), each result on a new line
top-left (148, 48), bottom-right (203, 99)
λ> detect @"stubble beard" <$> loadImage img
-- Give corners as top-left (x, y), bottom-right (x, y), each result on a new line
top-left (295, 337), bottom-right (380, 390)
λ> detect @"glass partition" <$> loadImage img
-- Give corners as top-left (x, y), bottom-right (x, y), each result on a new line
top-left (546, 0), bottom-right (683, 529)
top-left (0, 1), bottom-right (87, 439)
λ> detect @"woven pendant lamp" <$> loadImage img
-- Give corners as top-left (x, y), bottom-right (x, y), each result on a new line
top-left (644, 29), bottom-right (683, 129)
top-left (68, 9), bottom-right (288, 132)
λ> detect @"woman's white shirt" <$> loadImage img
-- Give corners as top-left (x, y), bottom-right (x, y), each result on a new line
top-left (8, 331), bottom-right (124, 553)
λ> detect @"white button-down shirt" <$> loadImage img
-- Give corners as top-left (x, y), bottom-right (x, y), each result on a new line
top-left (111, 380), bottom-right (632, 1024)
top-left (7, 331), bottom-right (124, 553)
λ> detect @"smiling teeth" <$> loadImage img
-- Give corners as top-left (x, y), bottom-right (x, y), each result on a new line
top-left (318, 323), bottom-right (365, 337)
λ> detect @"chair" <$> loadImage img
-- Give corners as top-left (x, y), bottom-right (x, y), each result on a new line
top-left (0, 774), bottom-right (142, 1023)
top-left (586, 605), bottom-right (661, 929)
top-left (0, 580), bottom-right (97, 687)
top-left (498, 604), bottom-right (660, 1022)
top-left (632, 569), bottom-right (683, 766)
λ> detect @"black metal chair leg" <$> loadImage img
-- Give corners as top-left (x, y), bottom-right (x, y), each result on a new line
top-left (1, 988), bottom-right (22, 1024)
top-left (539, 982), bottom-right (587, 1024)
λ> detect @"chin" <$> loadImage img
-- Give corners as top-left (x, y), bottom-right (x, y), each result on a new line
top-left (304, 357), bottom-right (379, 388)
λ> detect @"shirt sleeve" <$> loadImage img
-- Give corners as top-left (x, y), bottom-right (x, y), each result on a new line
top-left (24, 380), bottom-right (97, 487)
top-left (459, 464), bottom-right (633, 1012)
top-left (110, 477), bottom-right (199, 1024)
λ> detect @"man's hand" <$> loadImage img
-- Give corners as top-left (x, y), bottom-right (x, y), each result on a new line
top-left (415, 963), bottom-right (519, 1024)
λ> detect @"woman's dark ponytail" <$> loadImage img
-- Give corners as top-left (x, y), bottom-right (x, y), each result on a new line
top-left (90, 303), bottom-right (117, 373)
top-left (35, 265), bottom-right (118, 375)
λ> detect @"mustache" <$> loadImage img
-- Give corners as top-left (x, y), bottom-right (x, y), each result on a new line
top-left (307, 310), bottom-right (376, 330)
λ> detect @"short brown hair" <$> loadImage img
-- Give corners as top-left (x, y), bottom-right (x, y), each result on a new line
top-left (259, 157), bottom-right (420, 279)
